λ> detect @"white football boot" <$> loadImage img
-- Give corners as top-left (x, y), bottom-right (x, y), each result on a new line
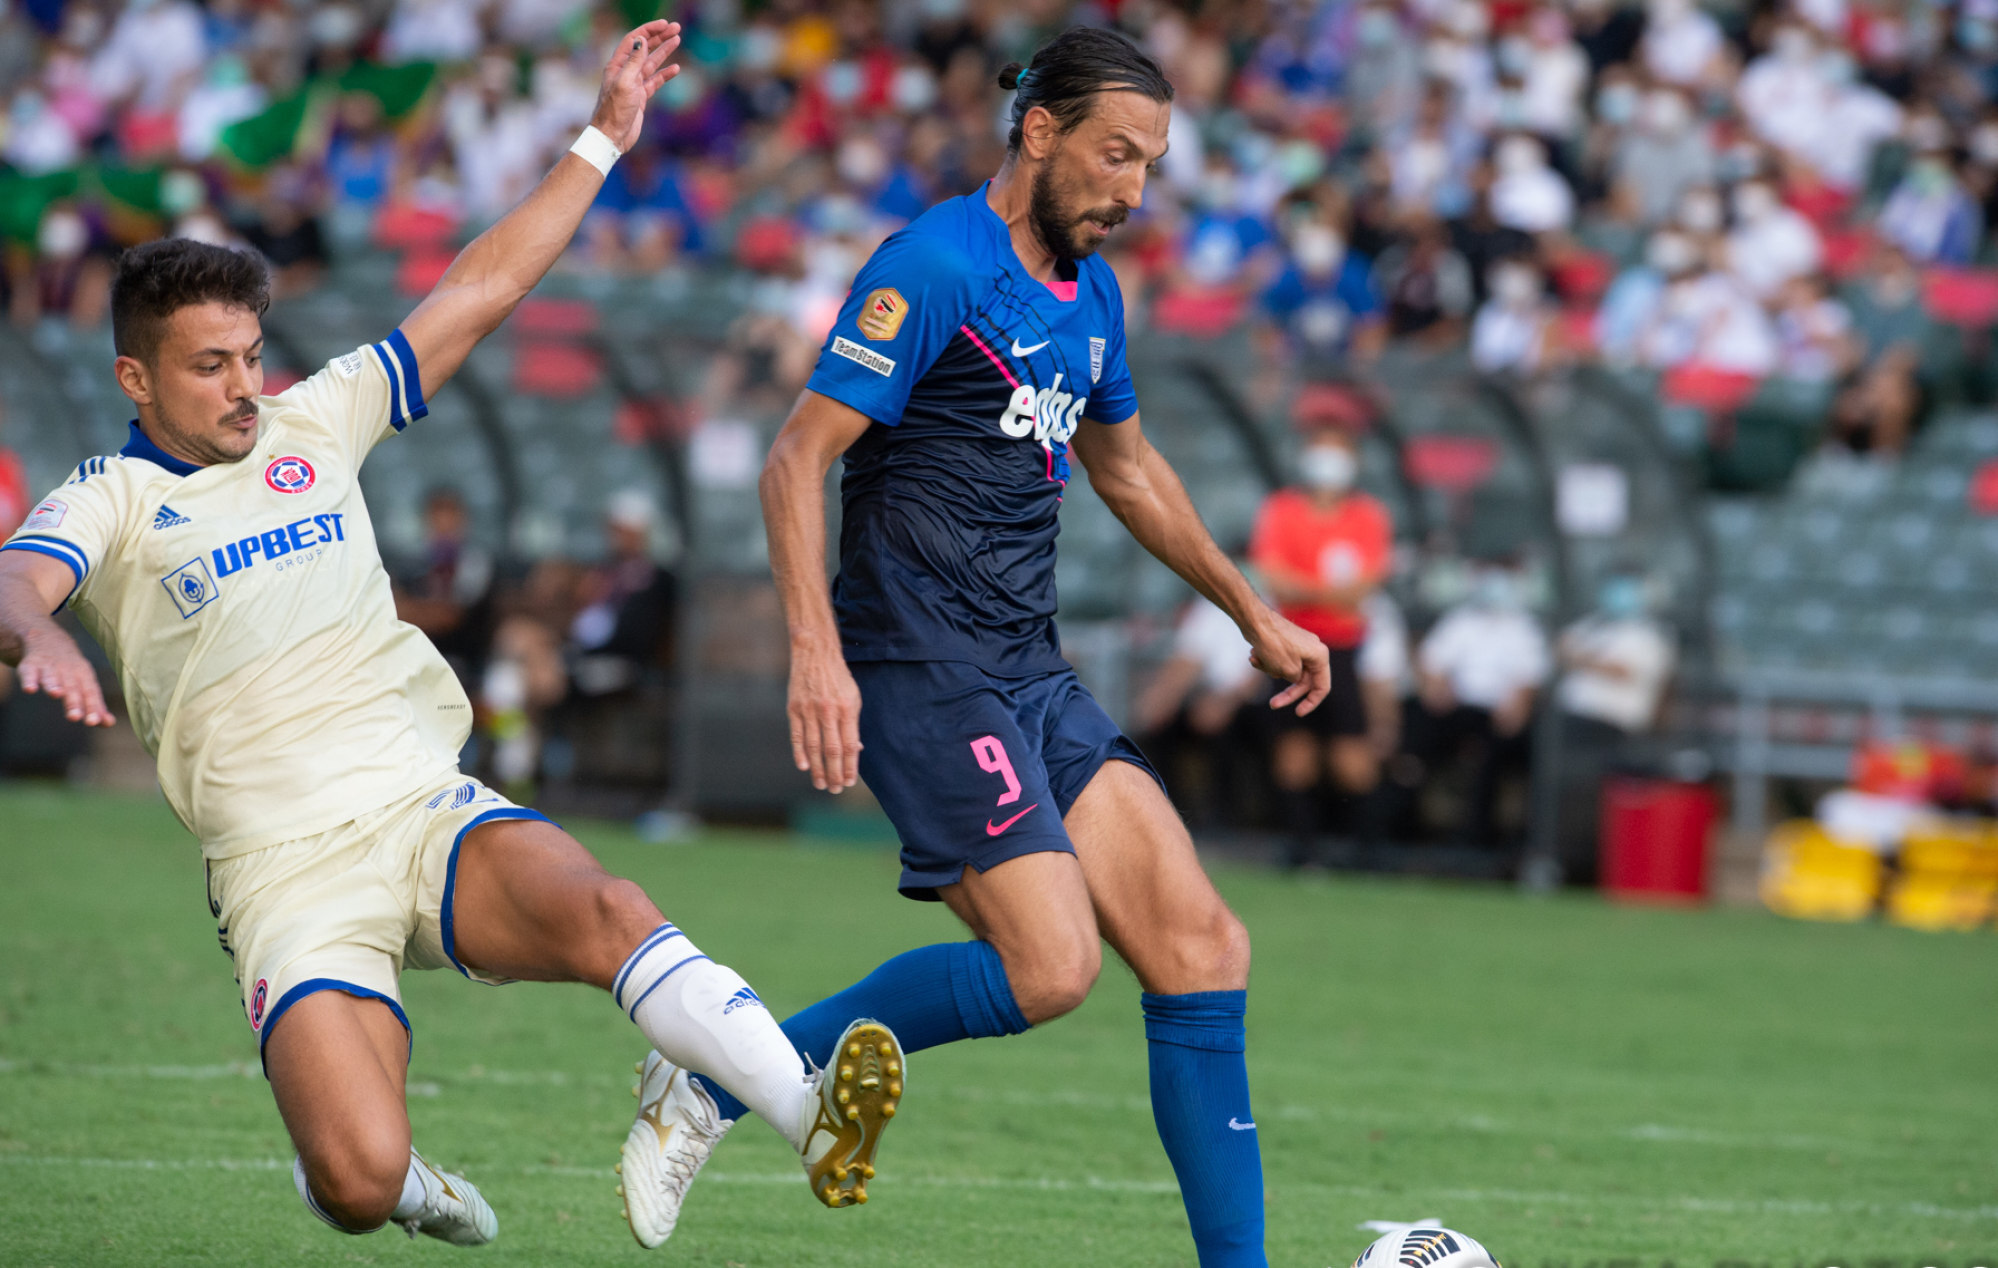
top-left (619, 1052), bottom-right (733, 1248)
top-left (799, 1019), bottom-right (904, 1209)
top-left (395, 1151), bottom-right (499, 1245)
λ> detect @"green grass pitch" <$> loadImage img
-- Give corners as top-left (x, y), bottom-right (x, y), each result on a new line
top-left (1, 783), bottom-right (1995, 1267)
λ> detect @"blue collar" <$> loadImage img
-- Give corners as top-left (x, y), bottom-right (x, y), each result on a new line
top-left (119, 421), bottom-right (204, 478)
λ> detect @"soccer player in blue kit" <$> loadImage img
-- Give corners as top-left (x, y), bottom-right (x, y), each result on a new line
top-left (652, 28), bottom-right (1332, 1267)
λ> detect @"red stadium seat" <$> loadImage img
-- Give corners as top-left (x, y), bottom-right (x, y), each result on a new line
top-left (1402, 434), bottom-right (1497, 493)
top-left (374, 204), bottom-right (461, 251)
top-left (1821, 229), bottom-right (1875, 279)
top-left (1923, 268), bottom-right (1998, 327)
top-left (395, 249), bottom-right (455, 297)
top-left (512, 298), bottom-right (599, 337)
top-left (1152, 287), bottom-right (1246, 338)
top-left (1548, 251), bottom-right (1613, 305)
top-left (614, 397), bottom-right (693, 445)
top-left (1969, 459), bottom-right (1998, 516)
top-left (734, 216), bottom-right (798, 272)
top-left (1661, 363), bottom-right (1760, 413)
top-left (513, 342), bottom-right (603, 397)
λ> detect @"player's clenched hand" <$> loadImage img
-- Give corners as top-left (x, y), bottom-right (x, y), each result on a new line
top-left (788, 645), bottom-right (863, 793)
top-left (16, 629), bottom-right (114, 727)
top-left (590, 20), bottom-right (683, 154)
top-left (1248, 612), bottom-right (1332, 716)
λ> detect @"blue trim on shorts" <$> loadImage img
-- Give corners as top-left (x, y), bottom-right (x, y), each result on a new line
top-left (440, 807), bottom-right (556, 980)
top-left (258, 978), bottom-right (411, 1076)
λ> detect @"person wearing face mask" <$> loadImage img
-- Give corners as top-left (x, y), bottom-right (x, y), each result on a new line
top-left (1724, 178), bottom-right (1822, 299)
top-left (1260, 216), bottom-right (1387, 362)
top-left (1470, 256), bottom-right (1555, 372)
top-left (1736, 21), bottom-right (1833, 157)
top-left (1489, 133), bottom-right (1575, 232)
top-left (1610, 86), bottom-right (1716, 225)
top-left (1249, 416), bottom-right (1394, 869)
top-left (1554, 575), bottom-right (1676, 883)
top-left (1878, 146), bottom-right (1983, 265)
top-left (1639, 0), bottom-right (1727, 88)
top-left (1410, 560), bottom-right (1551, 851)
top-left (1596, 229), bottom-right (1696, 362)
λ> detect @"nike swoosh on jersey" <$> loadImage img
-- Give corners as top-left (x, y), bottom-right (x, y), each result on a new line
top-left (986, 803), bottom-right (1040, 836)
top-left (1010, 338), bottom-right (1049, 358)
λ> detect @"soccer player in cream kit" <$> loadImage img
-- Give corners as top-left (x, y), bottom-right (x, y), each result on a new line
top-left (0, 24), bottom-right (904, 1251)
top-left (661, 28), bottom-right (1333, 1268)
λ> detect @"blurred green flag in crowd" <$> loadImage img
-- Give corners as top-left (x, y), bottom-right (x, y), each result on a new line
top-left (218, 61), bottom-right (437, 171)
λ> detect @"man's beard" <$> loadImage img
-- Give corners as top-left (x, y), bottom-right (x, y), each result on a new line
top-left (1027, 159), bottom-right (1129, 262)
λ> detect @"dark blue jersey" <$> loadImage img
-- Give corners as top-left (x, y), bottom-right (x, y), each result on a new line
top-left (805, 183), bottom-right (1140, 677)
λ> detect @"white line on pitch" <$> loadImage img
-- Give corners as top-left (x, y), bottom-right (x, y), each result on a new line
top-left (0, 1059), bottom-right (1960, 1158)
top-left (4, 1155), bottom-right (1996, 1223)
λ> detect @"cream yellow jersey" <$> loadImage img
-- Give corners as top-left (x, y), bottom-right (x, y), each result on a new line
top-left (1, 332), bottom-right (471, 859)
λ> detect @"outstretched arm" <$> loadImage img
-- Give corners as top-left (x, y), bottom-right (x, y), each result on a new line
top-left (1071, 414), bottom-right (1331, 714)
top-left (0, 551), bottom-right (114, 726)
top-left (398, 20), bottom-right (682, 393)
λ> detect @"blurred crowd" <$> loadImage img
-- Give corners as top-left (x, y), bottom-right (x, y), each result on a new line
top-left (389, 483), bottom-right (681, 802)
top-left (3, 0), bottom-right (1997, 455)
top-left (1131, 417), bottom-right (1679, 878)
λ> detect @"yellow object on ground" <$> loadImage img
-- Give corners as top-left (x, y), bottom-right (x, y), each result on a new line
top-left (1760, 821), bottom-right (1884, 922)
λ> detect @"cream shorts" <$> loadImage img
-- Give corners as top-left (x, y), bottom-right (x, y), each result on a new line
top-left (202, 774), bottom-right (550, 1066)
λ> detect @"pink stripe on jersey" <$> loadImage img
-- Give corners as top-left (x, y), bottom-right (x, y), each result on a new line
top-left (1042, 279), bottom-right (1078, 302)
top-left (960, 325), bottom-right (1020, 389)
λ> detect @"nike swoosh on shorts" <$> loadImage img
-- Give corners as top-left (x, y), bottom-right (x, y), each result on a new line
top-left (1228, 1118), bottom-right (1256, 1131)
top-left (986, 803), bottom-right (1040, 836)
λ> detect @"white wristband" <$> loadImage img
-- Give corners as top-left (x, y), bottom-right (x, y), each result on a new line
top-left (569, 125), bottom-right (621, 177)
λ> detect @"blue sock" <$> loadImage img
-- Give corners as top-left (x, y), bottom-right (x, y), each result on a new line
top-left (692, 941), bottom-right (1028, 1122)
top-left (1142, 990), bottom-right (1266, 1268)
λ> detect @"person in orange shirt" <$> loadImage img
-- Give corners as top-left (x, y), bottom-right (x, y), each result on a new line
top-left (1249, 422), bottom-right (1393, 868)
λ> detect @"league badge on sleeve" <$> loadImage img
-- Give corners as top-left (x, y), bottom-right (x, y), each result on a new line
top-left (857, 288), bottom-right (909, 341)
top-left (24, 498), bottom-right (66, 530)
top-left (160, 556), bottom-right (221, 619)
top-left (1089, 337), bottom-right (1105, 384)
top-left (264, 456), bottom-right (316, 494)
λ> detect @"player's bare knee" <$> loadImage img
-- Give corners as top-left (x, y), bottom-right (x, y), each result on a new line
top-left (1163, 905), bottom-right (1250, 993)
top-left (307, 1140), bottom-right (407, 1229)
top-left (1011, 937), bottom-right (1100, 1023)
top-left (588, 876), bottom-right (665, 983)
top-left (1214, 910), bottom-right (1252, 988)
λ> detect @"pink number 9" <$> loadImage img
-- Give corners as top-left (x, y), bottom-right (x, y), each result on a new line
top-left (970, 735), bottom-right (1023, 806)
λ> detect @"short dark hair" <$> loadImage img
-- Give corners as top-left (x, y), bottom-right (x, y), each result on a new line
top-left (998, 27), bottom-right (1174, 155)
top-left (111, 238), bottom-right (271, 364)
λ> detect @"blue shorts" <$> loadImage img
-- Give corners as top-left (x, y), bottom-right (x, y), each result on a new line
top-left (851, 660), bottom-right (1163, 901)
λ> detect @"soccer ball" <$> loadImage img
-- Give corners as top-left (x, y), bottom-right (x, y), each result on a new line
top-left (1350, 1226), bottom-right (1501, 1268)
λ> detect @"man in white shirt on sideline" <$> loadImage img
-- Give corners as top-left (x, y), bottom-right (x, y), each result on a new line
top-left (1130, 591), bottom-right (1265, 829)
top-left (1555, 574), bottom-right (1677, 882)
top-left (1411, 562), bottom-right (1551, 848)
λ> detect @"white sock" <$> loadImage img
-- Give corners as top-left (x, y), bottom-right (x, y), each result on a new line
top-left (293, 1156), bottom-right (384, 1234)
top-left (612, 923), bottom-right (811, 1150)
top-left (391, 1153), bottom-right (429, 1221)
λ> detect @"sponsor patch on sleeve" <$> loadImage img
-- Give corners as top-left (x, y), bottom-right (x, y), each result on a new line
top-left (831, 336), bottom-right (896, 377)
top-left (856, 288), bottom-right (909, 341)
top-left (24, 498), bottom-right (66, 530)
top-left (333, 349), bottom-right (365, 377)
